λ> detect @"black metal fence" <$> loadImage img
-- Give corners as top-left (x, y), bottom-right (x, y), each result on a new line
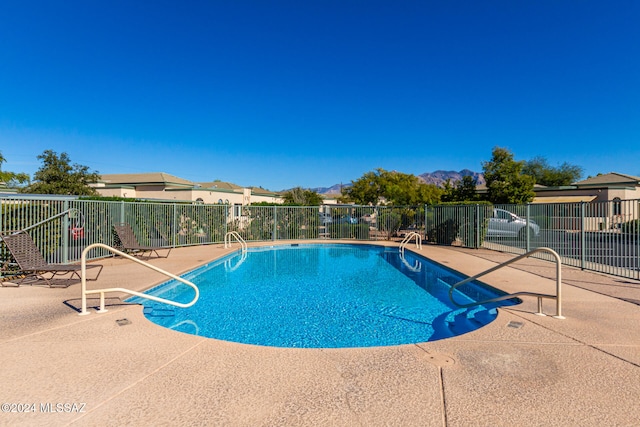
top-left (1, 194), bottom-right (638, 280)
top-left (425, 200), bottom-right (640, 279)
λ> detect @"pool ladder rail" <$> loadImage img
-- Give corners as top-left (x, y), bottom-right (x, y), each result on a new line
top-left (448, 247), bottom-right (565, 319)
top-left (399, 232), bottom-right (422, 254)
top-left (398, 232), bottom-right (423, 272)
top-left (224, 250), bottom-right (248, 272)
top-left (399, 253), bottom-right (422, 272)
top-left (79, 243), bottom-right (199, 315)
top-left (224, 231), bottom-right (247, 252)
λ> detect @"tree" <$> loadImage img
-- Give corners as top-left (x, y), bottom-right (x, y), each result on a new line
top-left (340, 168), bottom-right (442, 205)
top-left (281, 187), bottom-right (324, 205)
top-left (0, 151), bottom-right (30, 188)
top-left (441, 175), bottom-right (480, 202)
top-left (522, 156), bottom-right (583, 186)
top-left (482, 147), bottom-right (535, 204)
top-left (339, 170), bottom-right (382, 205)
top-left (21, 150), bottom-right (99, 196)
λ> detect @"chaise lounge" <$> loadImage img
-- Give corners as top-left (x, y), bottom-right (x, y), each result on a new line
top-left (112, 223), bottom-right (172, 259)
top-left (1, 231), bottom-right (103, 287)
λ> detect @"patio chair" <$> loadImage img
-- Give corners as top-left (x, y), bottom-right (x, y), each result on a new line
top-left (112, 223), bottom-right (172, 259)
top-left (0, 231), bottom-right (103, 287)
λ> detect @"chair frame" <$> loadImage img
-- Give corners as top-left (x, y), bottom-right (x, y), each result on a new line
top-left (112, 223), bottom-right (172, 259)
top-left (1, 231), bottom-right (103, 288)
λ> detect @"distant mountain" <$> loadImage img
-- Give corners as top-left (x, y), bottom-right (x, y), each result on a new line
top-left (310, 183), bottom-right (348, 195)
top-left (310, 170), bottom-right (484, 194)
top-left (418, 169), bottom-right (485, 187)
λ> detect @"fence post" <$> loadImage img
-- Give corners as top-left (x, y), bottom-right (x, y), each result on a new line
top-left (475, 204), bottom-right (480, 248)
top-left (273, 206), bottom-right (277, 241)
top-left (62, 200), bottom-right (70, 264)
top-left (172, 203), bottom-right (177, 247)
top-left (424, 205), bottom-right (428, 244)
top-left (636, 202), bottom-right (640, 279)
top-left (224, 204), bottom-right (228, 241)
top-left (119, 201), bottom-right (125, 225)
top-left (526, 203), bottom-right (531, 252)
top-left (580, 201), bottom-right (586, 270)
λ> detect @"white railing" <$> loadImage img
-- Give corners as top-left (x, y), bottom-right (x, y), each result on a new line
top-left (399, 231), bottom-right (422, 254)
top-left (224, 250), bottom-right (248, 272)
top-left (448, 247), bottom-right (564, 319)
top-left (13, 207), bottom-right (84, 234)
top-left (399, 251), bottom-right (422, 272)
top-left (79, 243), bottom-right (199, 315)
top-left (224, 231), bottom-right (247, 251)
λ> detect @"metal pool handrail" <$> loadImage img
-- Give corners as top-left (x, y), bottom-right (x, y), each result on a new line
top-left (399, 251), bottom-right (421, 272)
top-left (79, 243), bottom-right (199, 315)
top-left (399, 231), bottom-right (422, 254)
top-left (15, 207), bottom-right (84, 234)
top-left (224, 231), bottom-right (247, 252)
top-left (225, 249), bottom-right (248, 272)
top-left (448, 247), bottom-right (565, 319)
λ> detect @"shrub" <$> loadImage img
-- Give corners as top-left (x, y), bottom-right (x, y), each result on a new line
top-left (378, 210), bottom-right (402, 240)
top-left (620, 219), bottom-right (640, 235)
top-left (426, 202), bottom-right (492, 247)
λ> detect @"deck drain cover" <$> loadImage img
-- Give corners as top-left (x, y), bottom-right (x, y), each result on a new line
top-left (425, 353), bottom-right (456, 367)
top-left (116, 318), bottom-right (131, 326)
top-left (507, 321), bottom-right (524, 329)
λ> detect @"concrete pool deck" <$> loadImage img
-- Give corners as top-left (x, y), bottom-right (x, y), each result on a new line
top-left (1, 241), bottom-right (639, 426)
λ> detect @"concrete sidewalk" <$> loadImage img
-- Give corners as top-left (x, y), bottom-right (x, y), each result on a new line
top-left (1, 242), bottom-right (639, 426)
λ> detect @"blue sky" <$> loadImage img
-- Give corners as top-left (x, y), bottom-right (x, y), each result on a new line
top-left (1, 1), bottom-right (639, 191)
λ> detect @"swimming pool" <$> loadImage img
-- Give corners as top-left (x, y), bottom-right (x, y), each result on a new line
top-left (129, 244), bottom-right (517, 348)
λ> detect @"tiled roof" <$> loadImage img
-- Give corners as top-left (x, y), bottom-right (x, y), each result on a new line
top-left (574, 172), bottom-right (640, 186)
top-left (251, 188), bottom-right (282, 196)
top-left (532, 195), bottom-right (598, 203)
top-left (197, 181), bottom-right (243, 190)
top-left (100, 172), bottom-right (195, 186)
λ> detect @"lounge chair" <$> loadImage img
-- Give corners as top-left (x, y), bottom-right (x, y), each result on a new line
top-left (112, 223), bottom-right (171, 259)
top-left (1, 231), bottom-right (103, 287)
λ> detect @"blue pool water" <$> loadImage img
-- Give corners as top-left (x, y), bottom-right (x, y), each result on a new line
top-left (129, 244), bottom-right (518, 348)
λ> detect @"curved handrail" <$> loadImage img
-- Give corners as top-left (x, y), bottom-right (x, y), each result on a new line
top-left (399, 231), bottom-right (422, 254)
top-left (169, 319), bottom-right (200, 335)
top-left (399, 251), bottom-right (421, 272)
top-left (225, 250), bottom-right (248, 272)
top-left (448, 247), bottom-right (565, 319)
top-left (224, 231), bottom-right (247, 251)
top-left (79, 243), bottom-right (199, 315)
top-left (6, 207), bottom-right (83, 235)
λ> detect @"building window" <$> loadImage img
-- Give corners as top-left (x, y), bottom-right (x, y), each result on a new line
top-left (613, 197), bottom-right (621, 216)
top-left (234, 203), bottom-right (242, 217)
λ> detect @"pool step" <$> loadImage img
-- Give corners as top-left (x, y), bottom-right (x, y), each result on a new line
top-left (448, 312), bottom-right (481, 334)
top-left (446, 307), bottom-right (497, 334)
top-left (473, 307), bottom-right (498, 324)
top-left (143, 305), bottom-right (176, 317)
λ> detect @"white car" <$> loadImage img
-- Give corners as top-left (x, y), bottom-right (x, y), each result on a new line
top-left (319, 212), bottom-right (333, 224)
top-left (487, 208), bottom-right (540, 238)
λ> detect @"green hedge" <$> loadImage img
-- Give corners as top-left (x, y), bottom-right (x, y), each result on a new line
top-left (426, 202), bottom-right (492, 247)
top-left (328, 223), bottom-right (369, 239)
top-left (620, 219), bottom-right (640, 235)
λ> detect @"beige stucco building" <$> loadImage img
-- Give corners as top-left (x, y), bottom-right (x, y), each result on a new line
top-left (91, 172), bottom-right (640, 230)
top-left (92, 173), bottom-right (283, 209)
top-left (532, 172), bottom-right (640, 203)
top-left (532, 172), bottom-right (640, 230)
